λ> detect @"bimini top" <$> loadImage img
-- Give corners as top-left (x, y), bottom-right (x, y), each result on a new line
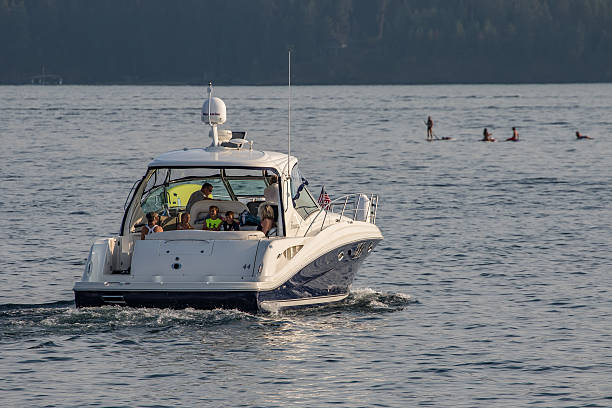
top-left (148, 147), bottom-right (298, 172)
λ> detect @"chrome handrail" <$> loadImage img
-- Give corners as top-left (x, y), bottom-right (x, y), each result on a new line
top-left (303, 193), bottom-right (379, 237)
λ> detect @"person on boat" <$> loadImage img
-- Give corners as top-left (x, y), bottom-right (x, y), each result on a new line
top-left (575, 131), bottom-right (592, 140)
top-left (506, 127), bottom-right (519, 142)
top-left (203, 205), bottom-right (222, 231)
top-left (177, 212), bottom-right (194, 230)
top-left (264, 175), bottom-right (279, 199)
top-left (426, 116), bottom-right (434, 141)
top-left (482, 128), bottom-right (495, 142)
top-left (258, 204), bottom-right (277, 237)
top-left (258, 174), bottom-right (280, 220)
top-left (222, 211), bottom-right (240, 231)
top-left (185, 182), bottom-right (213, 214)
top-left (140, 212), bottom-right (163, 239)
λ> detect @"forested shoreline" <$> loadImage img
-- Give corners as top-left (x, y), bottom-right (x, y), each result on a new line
top-left (2, 0), bottom-right (612, 84)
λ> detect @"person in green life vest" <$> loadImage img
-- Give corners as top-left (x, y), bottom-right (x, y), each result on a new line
top-left (203, 205), bottom-right (222, 231)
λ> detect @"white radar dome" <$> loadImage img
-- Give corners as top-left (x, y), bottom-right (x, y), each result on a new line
top-left (201, 97), bottom-right (227, 125)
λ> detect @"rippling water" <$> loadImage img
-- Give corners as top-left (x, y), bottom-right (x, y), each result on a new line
top-left (1, 84), bottom-right (611, 407)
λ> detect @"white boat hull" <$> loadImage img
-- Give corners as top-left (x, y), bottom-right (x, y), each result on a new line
top-left (74, 236), bottom-right (381, 312)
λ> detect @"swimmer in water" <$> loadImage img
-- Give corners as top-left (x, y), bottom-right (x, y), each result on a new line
top-left (482, 128), bottom-right (495, 142)
top-left (575, 131), bottom-right (592, 140)
top-left (506, 127), bottom-right (519, 142)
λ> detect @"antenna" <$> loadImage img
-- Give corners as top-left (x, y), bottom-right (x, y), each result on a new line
top-left (202, 81), bottom-right (226, 147)
top-left (207, 81), bottom-right (212, 126)
top-left (287, 49), bottom-right (291, 177)
top-left (207, 81), bottom-right (218, 146)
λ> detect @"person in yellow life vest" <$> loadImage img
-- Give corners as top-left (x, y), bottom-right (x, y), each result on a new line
top-left (203, 205), bottom-right (222, 231)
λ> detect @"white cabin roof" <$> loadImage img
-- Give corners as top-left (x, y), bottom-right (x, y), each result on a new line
top-left (148, 147), bottom-right (298, 172)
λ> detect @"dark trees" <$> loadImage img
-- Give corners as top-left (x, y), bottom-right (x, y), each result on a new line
top-left (1, 0), bottom-right (611, 84)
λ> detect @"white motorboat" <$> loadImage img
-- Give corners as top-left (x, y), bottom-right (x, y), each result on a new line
top-left (73, 84), bottom-right (383, 312)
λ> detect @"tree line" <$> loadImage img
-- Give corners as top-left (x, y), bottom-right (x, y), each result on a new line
top-left (1, 0), bottom-right (611, 84)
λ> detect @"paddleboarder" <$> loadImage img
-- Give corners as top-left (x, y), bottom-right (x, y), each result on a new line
top-left (506, 127), bottom-right (519, 142)
top-left (426, 116), bottom-right (434, 141)
top-left (482, 128), bottom-right (495, 142)
top-left (576, 131), bottom-right (592, 140)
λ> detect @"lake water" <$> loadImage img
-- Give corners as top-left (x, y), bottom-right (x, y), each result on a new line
top-left (1, 84), bottom-right (611, 407)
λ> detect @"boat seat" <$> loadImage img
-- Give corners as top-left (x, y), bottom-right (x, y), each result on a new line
top-left (247, 201), bottom-right (263, 217)
top-left (146, 230), bottom-right (264, 240)
top-left (189, 199), bottom-right (249, 228)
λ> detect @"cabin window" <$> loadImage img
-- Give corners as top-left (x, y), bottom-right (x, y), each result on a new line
top-left (290, 165), bottom-right (319, 219)
top-left (224, 169), bottom-right (269, 198)
top-left (227, 179), bottom-right (267, 197)
top-left (134, 167), bottom-right (278, 222)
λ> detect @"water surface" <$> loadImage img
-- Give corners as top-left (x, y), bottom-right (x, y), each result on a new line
top-left (1, 84), bottom-right (611, 407)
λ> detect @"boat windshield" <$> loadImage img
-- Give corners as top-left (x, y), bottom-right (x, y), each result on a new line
top-left (138, 167), bottom-right (276, 216)
top-left (290, 165), bottom-right (320, 219)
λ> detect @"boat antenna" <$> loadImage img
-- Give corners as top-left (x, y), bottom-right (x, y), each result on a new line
top-left (287, 49), bottom-right (291, 178)
top-left (208, 81), bottom-right (216, 146)
top-left (207, 81), bottom-right (212, 127)
top-left (206, 81), bottom-right (219, 147)
top-left (201, 80), bottom-right (226, 149)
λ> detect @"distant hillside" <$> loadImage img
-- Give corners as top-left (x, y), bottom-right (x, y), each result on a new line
top-left (2, 0), bottom-right (611, 84)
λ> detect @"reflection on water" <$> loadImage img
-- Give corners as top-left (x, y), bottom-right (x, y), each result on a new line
top-left (1, 84), bottom-right (611, 407)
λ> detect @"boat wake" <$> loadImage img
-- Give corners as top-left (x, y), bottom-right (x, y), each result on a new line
top-left (0, 289), bottom-right (415, 341)
top-left (262, 288), bottom-right (416, 316)
top-left (344, 288), bottom-right (417, 311)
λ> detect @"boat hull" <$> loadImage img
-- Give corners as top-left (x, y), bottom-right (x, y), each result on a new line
top-left (74, 239), bottom-right (380, 312)
top-left (74, 290), bottom-right (259, 311)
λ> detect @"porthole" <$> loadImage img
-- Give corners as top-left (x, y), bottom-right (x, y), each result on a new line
top-left (172, 263), bottom-right (182, 270)
top-left (337, 252), bottom-right (344, 261)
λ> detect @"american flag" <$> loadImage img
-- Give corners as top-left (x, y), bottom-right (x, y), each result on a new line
top-left (318, 186), bottom-right (331, 210)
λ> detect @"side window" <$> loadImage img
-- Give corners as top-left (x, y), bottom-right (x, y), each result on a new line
top-left (140, 169), bottom-right (168, 214)
top-left (290, 165), bottom-right (319, 219)
top-left (141, 188), bottom-right (166, 214)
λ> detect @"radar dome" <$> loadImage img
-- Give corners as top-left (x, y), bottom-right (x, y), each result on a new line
top-left (201, 97), bottom-right (227, 125)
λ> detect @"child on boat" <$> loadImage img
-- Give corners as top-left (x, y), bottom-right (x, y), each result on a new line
top-left (203, 206), bottom-right (222, 231)
top-left (222, 211), bottom-right (240, 231)
top-left (177, 212), bottom-right (194, 230)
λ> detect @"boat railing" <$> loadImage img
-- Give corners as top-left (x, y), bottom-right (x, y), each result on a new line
top-left (303, 193), bottom-right (379, 237)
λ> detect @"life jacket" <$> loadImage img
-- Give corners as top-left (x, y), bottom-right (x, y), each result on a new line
top-left (206, 217), bottom-right (223, 229)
